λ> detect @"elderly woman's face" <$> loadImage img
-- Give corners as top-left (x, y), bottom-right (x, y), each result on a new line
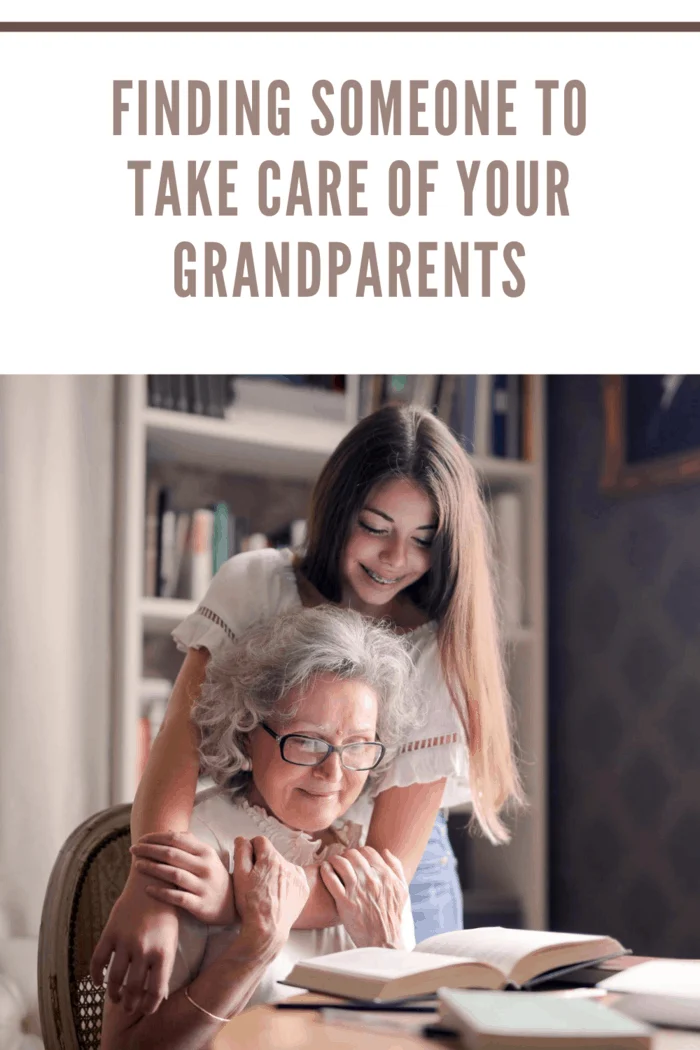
top-left (246, 673), bottom-right (379, 833)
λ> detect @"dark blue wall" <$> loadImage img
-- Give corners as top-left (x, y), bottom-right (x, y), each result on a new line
top-left (548, 375), bottom-right (700, 956)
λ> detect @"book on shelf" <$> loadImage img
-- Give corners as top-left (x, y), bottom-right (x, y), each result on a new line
top-left (491, 374), bottom-right (522, 459)
top-left (599, 959), bottom-right (700, 1030)
top-left (156, 488), bottom-right (177, 598)
top-left (438, 988), bottom-right (652, 1050)
top-left (225, 375), bottom-right (347, 422)
top-left (147, 375), bottom-right (227, 417)
top-left (281, 927), bottom-right (628, 1001)
top-left (189, 508), bottom-right (215, 603)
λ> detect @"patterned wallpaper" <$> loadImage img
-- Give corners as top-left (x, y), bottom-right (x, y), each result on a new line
top-left (548, 375), bottom-right (700, 958)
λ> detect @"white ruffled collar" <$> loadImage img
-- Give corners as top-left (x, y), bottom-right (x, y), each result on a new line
top-left (238, 798), bottom-right (363, 865)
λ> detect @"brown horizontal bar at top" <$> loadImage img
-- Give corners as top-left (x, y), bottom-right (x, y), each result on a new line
top-left (1, 21), bottom-right (700, 32)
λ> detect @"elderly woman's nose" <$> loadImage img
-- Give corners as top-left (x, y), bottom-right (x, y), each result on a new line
top-left (314, 750), bottom-right (344, 780)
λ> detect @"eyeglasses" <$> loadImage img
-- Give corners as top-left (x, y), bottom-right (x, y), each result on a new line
top-left (259, 722), bottom-right (386, 771)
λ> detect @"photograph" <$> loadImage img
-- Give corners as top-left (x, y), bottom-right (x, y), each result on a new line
top-left (601, 375), bottom-right (700, 493)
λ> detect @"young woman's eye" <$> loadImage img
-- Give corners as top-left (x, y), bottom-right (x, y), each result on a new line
top-left (358, 520), bottom-right (385, 536)
top-left (414, 537), bottom-right (433, 549)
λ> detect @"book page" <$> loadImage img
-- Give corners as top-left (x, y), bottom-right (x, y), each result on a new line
top-left (301, 947), bottom-right (479, 981)
top-left (600, 959), bottom-right (700, 997)
top-left (416, 927), bottom-right (611, 978)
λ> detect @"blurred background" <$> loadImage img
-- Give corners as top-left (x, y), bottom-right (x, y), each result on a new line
top-left (1, 373), bottom-right (699, 1038)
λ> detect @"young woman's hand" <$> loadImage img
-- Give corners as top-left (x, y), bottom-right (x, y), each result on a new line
top-left (90, 871), bottom-right (180, 1014)
top-left (130, 830), bottom-right (235, 926)
top-left (319, 845), bottom-right (408, 949)
top-left (233, 836), bottom-right (310, 951)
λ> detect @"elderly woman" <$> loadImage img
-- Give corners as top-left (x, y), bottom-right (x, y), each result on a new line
top-left (101, 606), bottom-right (421, 1050)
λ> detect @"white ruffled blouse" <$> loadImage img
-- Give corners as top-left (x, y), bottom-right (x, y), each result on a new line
top-left (169, 788), bottom-right (415, 1006)
top-left (172, 548), bottom-right (471, 825)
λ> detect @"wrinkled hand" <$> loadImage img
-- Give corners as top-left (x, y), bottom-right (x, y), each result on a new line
top-left (319, 846), bottom-right (408, 949)
top-left (90, 870), bottom-right (180, 1014)
top-left (233, 836), bottom-right (309, 949)
top-left (131, 830), bottom-right (234, 926)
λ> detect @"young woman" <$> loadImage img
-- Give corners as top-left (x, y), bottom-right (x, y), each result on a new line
top-left (92, 402), bottom-right (524, 1014)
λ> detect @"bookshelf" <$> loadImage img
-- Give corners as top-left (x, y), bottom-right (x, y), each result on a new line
top-left (111, 374), bottom-right (547, 929)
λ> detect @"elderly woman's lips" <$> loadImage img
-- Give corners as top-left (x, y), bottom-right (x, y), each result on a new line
top-left (299, 789), bottom-right (339, 798)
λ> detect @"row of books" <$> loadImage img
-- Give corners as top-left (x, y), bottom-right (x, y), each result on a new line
top-left (148, 374), bottom-right (532, 460)
top-left (144, 481), bottom-right (307, 602)
top-left (360, 375), bottom-right (532, 460)
top-left (147, 375), bottom-right (346, 421)
top-left (148, 375), bottom-right (228, 418)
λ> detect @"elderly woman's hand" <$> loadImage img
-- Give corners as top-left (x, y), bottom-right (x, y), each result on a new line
top-left (233, 836), bottom-right (310, 953)
top-left (319, 846), bottom-right (408, 949)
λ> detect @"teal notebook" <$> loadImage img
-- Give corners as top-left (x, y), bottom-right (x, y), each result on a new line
top-left (439, 989), bottom-right (652, 1049)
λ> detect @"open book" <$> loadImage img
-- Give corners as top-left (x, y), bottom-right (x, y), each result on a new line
top-left (282, 927), bottom-right (628, 1002)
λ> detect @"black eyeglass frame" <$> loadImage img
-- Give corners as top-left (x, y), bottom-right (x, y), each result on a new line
top-left (259, 722), bottom-right (386, 771)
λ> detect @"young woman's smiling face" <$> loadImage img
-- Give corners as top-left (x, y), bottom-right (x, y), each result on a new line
top-left (340, 478), bottom-right (436, 615)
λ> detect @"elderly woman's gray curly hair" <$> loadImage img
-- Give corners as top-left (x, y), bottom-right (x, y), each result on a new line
top-left (193, 605), bottom-right (424, 797)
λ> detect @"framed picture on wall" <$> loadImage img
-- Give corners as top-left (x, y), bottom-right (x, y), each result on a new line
top-left (601, 375), bottom-right (700, 494)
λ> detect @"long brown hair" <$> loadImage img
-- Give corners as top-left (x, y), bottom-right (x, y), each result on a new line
top-left (301, 403), bottom-right (524, 843)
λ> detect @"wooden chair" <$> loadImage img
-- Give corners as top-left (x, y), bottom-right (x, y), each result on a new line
top-left (38, 802), bottom-right (133, 1050)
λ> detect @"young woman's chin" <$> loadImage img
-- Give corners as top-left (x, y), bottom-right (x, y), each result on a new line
top-left (349, 567), bottom-right (406, 606)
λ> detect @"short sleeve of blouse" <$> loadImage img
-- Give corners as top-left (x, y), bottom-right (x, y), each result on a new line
top-left (369, 626), bottom-right (472, 810)
top-left (171, 548), bottom-right (299, 660)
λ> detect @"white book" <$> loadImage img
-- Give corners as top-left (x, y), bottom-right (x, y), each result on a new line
top-left (226, 378), bottom-right (346, 422)
top-left (600, 960), bottom-right (700, 1029)
top-left (491, 492), bottom-right (523, 629)
top-left (189, 508), bottom-right (215, 602)
top-left (158, 507), bottom-right (177, 598)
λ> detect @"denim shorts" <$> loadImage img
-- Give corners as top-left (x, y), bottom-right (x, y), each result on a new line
top-left (408, 810), bottom-right (463, 943)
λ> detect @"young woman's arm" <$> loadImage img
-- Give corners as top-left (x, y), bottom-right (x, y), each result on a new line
top-left (292, 778), bottom-right (446, 929)
top-left (90, 648), bottom-right (209, 1012)
top-left (131, 647), bottom-right (208, 839)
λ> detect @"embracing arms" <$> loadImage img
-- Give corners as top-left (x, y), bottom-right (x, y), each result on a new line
top-left (100, 837), bottom-right (309, 1050)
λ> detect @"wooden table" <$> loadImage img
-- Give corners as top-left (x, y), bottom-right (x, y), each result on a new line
top-left (212, 992), bottom-right (455, 1048)
top-left (213, 993), bottom-right (700, 1049)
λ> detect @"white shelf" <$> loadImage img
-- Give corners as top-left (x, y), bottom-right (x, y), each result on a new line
top-left (473, 455), bottom-right (535, 490)
top-left (145, 407), bottom-right (350, 480)
top-left (145, 406), bottom-right (534, 487)
top-left (142, 596), bottom-right (197, 634)
top-left (140, 596), bottom-right (537, 643)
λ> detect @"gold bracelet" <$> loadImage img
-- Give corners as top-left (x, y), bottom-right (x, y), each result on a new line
top-left (184, 985), bottom-right (230, 1024)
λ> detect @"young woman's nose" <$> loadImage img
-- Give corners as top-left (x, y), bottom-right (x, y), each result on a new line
top-left (379, 533), bottom-right (406, 571)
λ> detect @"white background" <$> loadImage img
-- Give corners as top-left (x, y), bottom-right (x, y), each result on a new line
top-left (0, 17), bottom-right (698, 372)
